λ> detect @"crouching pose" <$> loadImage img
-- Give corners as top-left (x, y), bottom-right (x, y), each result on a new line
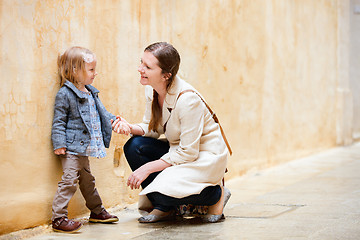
top-left (113, 42), bottom-right (232, 223)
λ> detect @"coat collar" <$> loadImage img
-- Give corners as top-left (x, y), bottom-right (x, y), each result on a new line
top-left (64, 80), bottom-right (99, 98)
top-left (161, 76), bottom-right (195, 126)
top-left (164, 76), bottom-right (182, 109)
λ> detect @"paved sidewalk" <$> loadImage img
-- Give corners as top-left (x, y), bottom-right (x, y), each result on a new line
top-left (3, 143), bottom-right (360, 239)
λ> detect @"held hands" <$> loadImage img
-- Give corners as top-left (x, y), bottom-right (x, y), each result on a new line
top-left (111, 116), bottom-right (132, 135)
top-left (54, 147), bottom-right (66, 155)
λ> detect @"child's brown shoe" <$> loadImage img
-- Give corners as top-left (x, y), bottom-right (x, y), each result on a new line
top-left (52, 217), bottom-right (82, 233)
top-left (89, 209), bottom-right (119, 223)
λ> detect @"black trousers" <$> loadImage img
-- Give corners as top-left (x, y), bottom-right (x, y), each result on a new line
top-left (124, 136), bottom-right (221, 212)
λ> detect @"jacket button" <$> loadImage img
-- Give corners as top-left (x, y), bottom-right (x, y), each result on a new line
top-left (80, 141), bottom-right (84, 145)
top-left (83, 130), bottom-right (87, 134)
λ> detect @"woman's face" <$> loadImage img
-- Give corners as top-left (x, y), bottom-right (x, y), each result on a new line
top-left (138, 51), bottom-right (166, 89)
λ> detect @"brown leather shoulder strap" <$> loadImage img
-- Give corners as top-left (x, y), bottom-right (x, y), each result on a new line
top-left (177, 90), bottom-right (233, 155)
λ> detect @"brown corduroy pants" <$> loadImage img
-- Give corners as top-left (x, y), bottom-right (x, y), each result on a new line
top-left (51, 153), bottom-right (104, 220)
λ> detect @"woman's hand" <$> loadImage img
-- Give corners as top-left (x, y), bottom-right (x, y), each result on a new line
top-left (111, 116), bottom-right (132, 135)
top-left (127, 164), bottom-right (151, 189)
top-left (127, 160), bottom-right (172, 190)
top-left (54, 147), bottom-right (66, 155)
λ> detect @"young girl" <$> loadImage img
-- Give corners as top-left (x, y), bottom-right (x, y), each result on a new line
top-left (51, 46), bottom-right (118, 233)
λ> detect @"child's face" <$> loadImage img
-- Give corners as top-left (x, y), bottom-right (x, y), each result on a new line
top-left (78, 60), bottom-right (97, 86)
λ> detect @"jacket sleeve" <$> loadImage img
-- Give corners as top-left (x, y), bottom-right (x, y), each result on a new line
top-left (161, 93), bottom-right (205, 165)
top-left (96, 95), bottom-right (116, 122)
top-left (102, 107), bottom-right (116, 122)
top-left (51, 90), bottom-right (69, 150)
top-left (136, 86), bottom-right (160, 138)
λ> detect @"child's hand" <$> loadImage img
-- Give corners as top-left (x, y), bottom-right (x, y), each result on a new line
top-left (54, 147), bottom-right (66, 155)
top-left (111, 117), bottom-right (122, 132)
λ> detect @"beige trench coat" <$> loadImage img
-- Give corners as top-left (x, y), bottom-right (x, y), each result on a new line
top-left (136, 76), bottom-right (228, 203)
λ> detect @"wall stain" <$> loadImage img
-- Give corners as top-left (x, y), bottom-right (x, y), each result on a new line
top-left (202, 45), bottom-right (208, 58)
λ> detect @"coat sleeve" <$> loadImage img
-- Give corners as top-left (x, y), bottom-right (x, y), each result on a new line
top-left (101, 105), bottom-right (116, 122)
top-left (94, 94), bottom-right (117, 148)
top-left (136, 86), bottom-right (160, 138)
top-left (51, 90), bottom-right (69, 151)
top-left (95, 94), bottom-right (116, 123)
top-left (161, 93), bottom-right (205, 165)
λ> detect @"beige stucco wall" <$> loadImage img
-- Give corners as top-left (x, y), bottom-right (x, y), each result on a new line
top-left (0, 0), bottom-right (352, 234)
top-left (350, 0), bottom-right (360, 139)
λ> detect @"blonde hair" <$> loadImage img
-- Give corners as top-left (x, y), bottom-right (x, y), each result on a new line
top-left (57, 46), bottom-right (95, 86)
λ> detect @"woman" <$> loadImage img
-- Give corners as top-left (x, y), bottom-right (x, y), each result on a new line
top-left (112, 42), bottom-right (231, 223)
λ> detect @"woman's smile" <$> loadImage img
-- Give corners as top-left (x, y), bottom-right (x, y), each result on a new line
top-left (138, 51), bottom-right (165, 90)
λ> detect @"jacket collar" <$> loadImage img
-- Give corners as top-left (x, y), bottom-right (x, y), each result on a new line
top-left (163, 76), bottom-right (183, 109)
top-left (64, 80), bottom-right (99, 98)
top-left (161, 76), bottom-right (194, 126)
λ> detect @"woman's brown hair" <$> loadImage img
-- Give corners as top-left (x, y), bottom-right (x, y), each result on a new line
top-left (145, 42), bottom-right (181, 132)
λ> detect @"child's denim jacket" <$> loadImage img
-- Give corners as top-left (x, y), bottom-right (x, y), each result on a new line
top-left (51, 81), bottom-right (116, 154)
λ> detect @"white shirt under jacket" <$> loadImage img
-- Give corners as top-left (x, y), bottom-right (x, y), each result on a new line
top-left (136, 76), bottom-right (228, 199)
